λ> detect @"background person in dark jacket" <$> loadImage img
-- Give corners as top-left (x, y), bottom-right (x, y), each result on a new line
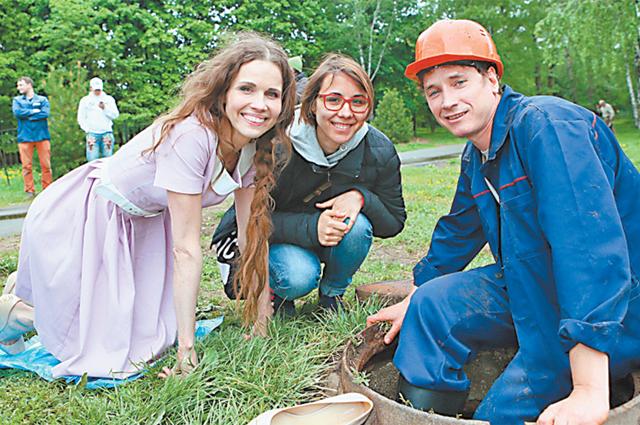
top-left (12, 77), bottom-right (52, 200)
top-left (288, 56), bottom-right (309, 104)
top-left (269, 54), bottom-right (406, 315)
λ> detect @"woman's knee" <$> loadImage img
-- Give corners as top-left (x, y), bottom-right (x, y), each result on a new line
top-left (269, 245), bottom-right (321, 299)
top-left (334, 214), bottom-right (373, 255)
top-left (344, 213), bottom-right (372, 242)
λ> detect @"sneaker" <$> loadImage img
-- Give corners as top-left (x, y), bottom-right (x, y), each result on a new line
top-left (23, 192), bottom-right (35, 201)
top-left (272, 293), bottom-right (295, 317)
top-left (318, 293), bottom-right (345, 313)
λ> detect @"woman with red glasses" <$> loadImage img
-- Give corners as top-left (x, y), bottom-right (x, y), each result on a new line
top-left (267, 54), bottom-right (406, 315)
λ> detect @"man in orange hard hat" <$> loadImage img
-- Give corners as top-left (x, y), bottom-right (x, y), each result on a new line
top-left (368, 19), bottom-right (640, 425)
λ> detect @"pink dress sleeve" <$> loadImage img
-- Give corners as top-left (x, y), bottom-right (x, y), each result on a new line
top-left (153, 120), bottom-right (217, 195)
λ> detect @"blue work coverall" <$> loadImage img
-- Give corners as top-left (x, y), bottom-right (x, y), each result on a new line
top-left (395, 85), bottom-right (640, 423)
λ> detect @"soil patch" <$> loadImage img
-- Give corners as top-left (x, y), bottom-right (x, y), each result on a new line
top-left (0, 234), bottom-right (21, 255)
top-left (367, 243), bottom-right (425, 268)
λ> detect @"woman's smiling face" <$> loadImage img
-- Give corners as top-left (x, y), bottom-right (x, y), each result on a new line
top-left (224, 59), bottom-right (283, 148)
top-left (313, 72), bottom-right (369, 154)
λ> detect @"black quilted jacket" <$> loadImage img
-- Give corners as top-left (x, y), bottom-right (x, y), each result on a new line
top-left (270, 125), bottom-right (406, 249)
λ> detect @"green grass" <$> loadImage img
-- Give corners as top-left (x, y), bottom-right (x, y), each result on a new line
top-left (392, 124), bottom-right (464, 153)
top-left (0, 117), bottom-right (637, 424)
top-left (613, 114), bottom-right (640, 168)
top-left (0, 165), bottom-right (45, 206)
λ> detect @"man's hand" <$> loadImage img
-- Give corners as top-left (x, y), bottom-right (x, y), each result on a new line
top-left (366, 287), bottom-right (416, 344)
top-left (537, 386), bottom-right (609, 425)
top-left (537, 344), bottom-right (609, 425)
top-left (98, 102), bottom-right (105, 109)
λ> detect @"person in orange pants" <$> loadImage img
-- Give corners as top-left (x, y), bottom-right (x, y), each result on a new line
top-left (12, 77), bottom-right (52, 200)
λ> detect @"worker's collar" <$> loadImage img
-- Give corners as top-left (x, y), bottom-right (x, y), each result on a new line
top-left (482, 85), bottom-right (521, 161)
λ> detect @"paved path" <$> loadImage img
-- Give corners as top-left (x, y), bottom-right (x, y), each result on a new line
top-left (0, 203), bottom-right (30, 238)
top-left (398, 143), bottom-right (465, 167)
top-left (0, 144), bottom-right (467, 238)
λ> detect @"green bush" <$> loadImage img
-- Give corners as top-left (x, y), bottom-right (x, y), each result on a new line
top-left (372, 88), bottom-right (413, 144)
top-left (43, 64), bottom-right (88, 179)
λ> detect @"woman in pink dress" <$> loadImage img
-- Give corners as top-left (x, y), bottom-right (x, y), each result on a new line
top-left (0, 32), bottom-right (296, 379)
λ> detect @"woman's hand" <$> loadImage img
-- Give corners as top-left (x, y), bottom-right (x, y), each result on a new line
top-left (243, 313), bottom-right (270, 341)
top-left (316, 190), bottom-right (364, 233)
top-left (158, 345), bottom-right (199, 378)
top-left (243, 278), bottom-right (273, 341)
top-left (317, 209), bottom-right (348, 246)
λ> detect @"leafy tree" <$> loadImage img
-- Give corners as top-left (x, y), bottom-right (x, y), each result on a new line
top-left (349, 1), bottom-right (428, 133)
top-left (536, 0), bottom-right (638, 126)
top-left (326, 0), bottom-right (419, 83)
top-left (213, 0), bottom-right (334, 68)
top-left (43, 64), bottom-right (88, 178)
top-left (0, 0), bottom-right (50, 129)
top-left (1, 0), bottom-right (637, 140)
top-left (36, 0), bottom-right (217, 123)
top-left (373, 88), bottom-right (413, 144)
top-left (431, 0), bottom-right (553, 97)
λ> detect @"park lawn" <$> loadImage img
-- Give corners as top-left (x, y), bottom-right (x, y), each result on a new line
top-left (0, 166), bottom-right (45, 206)
top-left (0, 116), bottom-right (636, 424)
top-left (393, 124), bottom-right (464, 153)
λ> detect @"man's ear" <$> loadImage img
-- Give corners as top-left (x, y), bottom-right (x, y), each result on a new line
top-left (485, 67), bottom-right (500, 93)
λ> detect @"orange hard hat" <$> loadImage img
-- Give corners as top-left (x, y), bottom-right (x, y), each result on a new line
top-left (405, 19), bottom-right (503, 82)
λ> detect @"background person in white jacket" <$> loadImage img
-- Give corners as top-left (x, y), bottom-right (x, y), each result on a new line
top-left (77, 77), bottom-right (120, 161)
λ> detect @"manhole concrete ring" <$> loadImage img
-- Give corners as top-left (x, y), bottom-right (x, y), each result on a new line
top-left (340, 322), bottom-right (640, 425)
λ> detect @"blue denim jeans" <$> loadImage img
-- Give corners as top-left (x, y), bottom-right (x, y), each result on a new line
top-left (269, 213), bottom-right (373, 300)
top-left (86, 132), bottom-right (114, 161)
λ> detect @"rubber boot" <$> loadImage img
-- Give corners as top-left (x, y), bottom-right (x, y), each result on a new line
top-left (396, 374), bottom-right (469, 416)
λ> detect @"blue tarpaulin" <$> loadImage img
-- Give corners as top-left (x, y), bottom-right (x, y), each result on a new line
top-left (0, 317), bottom-right (223, 388)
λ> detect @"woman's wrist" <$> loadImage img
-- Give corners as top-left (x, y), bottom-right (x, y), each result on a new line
top-left (177, 335), bottom-right (196, 350)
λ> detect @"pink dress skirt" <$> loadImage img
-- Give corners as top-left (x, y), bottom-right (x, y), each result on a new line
top-left (16, 117), bottom-right (256, 378)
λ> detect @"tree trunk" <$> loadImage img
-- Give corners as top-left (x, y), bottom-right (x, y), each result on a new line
top-left (634, 0), bottom-right (640, 128)
top-left (626, 63), bottom-right (640, 129)
top-left (565, 47), bottom-right (578, 103)
top-left (548, 64), bottom-right (556, 95)
top-left (427, 113), bottom-right (437, 133)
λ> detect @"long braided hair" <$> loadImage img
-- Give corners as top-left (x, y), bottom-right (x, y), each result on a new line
top-left (150, 32), bottom-right (296, 325)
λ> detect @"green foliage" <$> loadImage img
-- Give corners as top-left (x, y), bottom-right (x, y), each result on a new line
top-left (373, 88), bottom-right (413, 144)
top-left (0, 0), bottom-right (50, 129)
top-left (215, 0), bottom-right (330, 66)
top-left (43, 64), bottom-right (88, 178)
top-left (0, 0), bottom-right (637, 135)
top-left (329, 0), bottom-right (417, 83)
top-left (535, 0), bottom-right (638, 116)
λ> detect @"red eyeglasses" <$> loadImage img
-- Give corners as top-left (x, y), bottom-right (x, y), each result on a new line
top-left (318, 94), bottom-right (370, 113)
